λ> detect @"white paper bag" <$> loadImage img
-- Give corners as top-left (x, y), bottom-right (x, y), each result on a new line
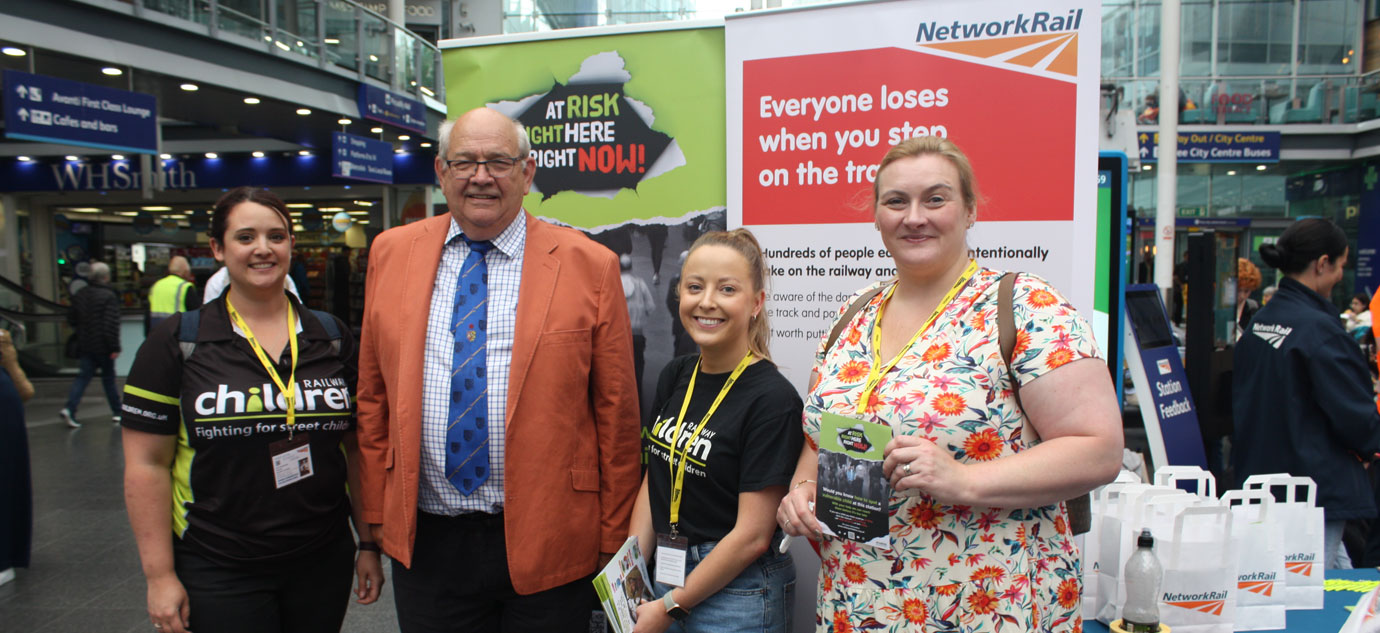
top-left (1220, 489), bottom-right (1287, 631)
top-left (1243, 474), bottom-right (1324, 610)
top-left (1155, 465), bottom-right (1218, 500)
top-left (1096, 487), bottom-right (1201, 624)
top-left (1083, 470), bottom-right (1148, 621)
top-left (1338, 584), bottom-right (1380, 633)
top-left (1158, 506), bottom-right (1238, 633)
top-left (1090, 483), bottom-right (1156, 622)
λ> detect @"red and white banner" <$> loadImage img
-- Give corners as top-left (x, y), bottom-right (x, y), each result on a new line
top-left (727, 0), bottom-right (1101, 386)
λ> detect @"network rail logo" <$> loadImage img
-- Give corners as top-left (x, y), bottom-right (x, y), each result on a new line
top-left (914, 9), bottom-right (1085, 77)
top-left (1164, 591), bottom-right (1229, 616)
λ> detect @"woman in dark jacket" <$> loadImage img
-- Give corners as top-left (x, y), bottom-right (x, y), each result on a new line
top-left (1233, 218), bottom-right (1380, 569)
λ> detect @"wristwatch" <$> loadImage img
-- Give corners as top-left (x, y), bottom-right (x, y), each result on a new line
top-left (662, 590), bottom-right (690, 620)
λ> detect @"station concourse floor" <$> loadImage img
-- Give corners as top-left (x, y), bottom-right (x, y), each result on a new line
top-left (0, 379), bottom-right (402, 633)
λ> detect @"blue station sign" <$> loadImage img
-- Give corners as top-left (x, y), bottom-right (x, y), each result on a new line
top-left (332, 133), bottom-right (394, 184)
top-left (357, 84), bottom-right (426, 134)
top-left (0, 152), bottom-right (435, 193)
top-left (3, 70), bottom-right (158, 154)
top-left (1138, 131), bottom-right (1280, 163)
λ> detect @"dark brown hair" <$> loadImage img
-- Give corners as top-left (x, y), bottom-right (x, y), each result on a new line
top-left (209, 187), bottom-right (292, 243)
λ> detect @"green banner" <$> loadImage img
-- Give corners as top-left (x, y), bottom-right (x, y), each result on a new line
top-left (441, 27), bottom-right (726, 229)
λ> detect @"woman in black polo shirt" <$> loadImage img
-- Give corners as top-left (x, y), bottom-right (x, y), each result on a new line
top-left (122, 187), bottom-right (382, 633)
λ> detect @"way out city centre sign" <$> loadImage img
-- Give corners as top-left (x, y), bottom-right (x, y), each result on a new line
top-left (1138, 131), bottom-right (1279, 163)
top-left (3, 70), bottom-right (158, 154)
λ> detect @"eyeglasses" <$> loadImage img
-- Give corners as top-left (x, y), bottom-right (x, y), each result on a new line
top-left (443, 156), bottom-right (523, 178)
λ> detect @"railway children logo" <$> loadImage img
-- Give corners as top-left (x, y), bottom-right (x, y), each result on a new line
top-left (193, 377), bottom-right (352, 417)
top-left (914, 9), bottom-right (1084, 77)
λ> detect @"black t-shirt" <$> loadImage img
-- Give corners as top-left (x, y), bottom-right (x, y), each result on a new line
top-left (643, 355), bottom-right (803, 545)
top-left (121, 295), bottom-right (356, 564)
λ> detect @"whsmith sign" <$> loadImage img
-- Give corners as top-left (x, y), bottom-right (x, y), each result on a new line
top-left (0, 153), bottom-right (435, 192)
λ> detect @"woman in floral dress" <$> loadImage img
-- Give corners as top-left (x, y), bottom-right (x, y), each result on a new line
top-left (776, 137), bottom-right (1123, 633)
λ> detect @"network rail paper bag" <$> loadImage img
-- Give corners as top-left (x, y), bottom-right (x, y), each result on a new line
top-left (1095, 486), bottom-right (1202, 624)
top-left (1219, 489), bottom-right (1286, 631)
top-left (1159, 506), bottom-right (1238, 633)
top-left (1243, 474), bottom-right (1324, 610)
top-left (1154, 465), bottom-right (1218, 499)
top-left (1083, 474), bottom-right (1145, 621)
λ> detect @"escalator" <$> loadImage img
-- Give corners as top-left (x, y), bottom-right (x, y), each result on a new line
top-left (1, 274), bottom-right (78, 378)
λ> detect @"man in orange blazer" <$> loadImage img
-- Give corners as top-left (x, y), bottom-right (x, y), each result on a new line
top-left (355, 107), bottom-right (641, 633)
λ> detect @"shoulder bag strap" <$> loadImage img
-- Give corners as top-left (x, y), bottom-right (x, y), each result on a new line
top-left (823, 285), bottom-right (886, 353)
top-left (1000, 272), bottom-right (1092, 535)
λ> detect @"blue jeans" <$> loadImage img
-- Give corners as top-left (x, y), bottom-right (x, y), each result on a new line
top-left (1324, 519), bottom-right (1354, 570)
top-left (651, 538), bottom-right (795, 633)
top-left (65, 353), bottom-right (121, 418)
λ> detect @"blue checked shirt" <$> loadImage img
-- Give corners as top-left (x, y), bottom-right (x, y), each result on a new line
top-left (418, 214), bottom-right (525, 515)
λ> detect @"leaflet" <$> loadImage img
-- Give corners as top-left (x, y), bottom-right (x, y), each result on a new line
top-left (816, 411), bottom-right (891, 550)
top-left (592, 535), bottom-right (654, 633)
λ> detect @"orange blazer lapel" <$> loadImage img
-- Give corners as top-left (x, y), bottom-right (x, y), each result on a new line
top-left (397, 215), bottom-right (449, 422)
top-left (507, 213), bottom-right (558, 427)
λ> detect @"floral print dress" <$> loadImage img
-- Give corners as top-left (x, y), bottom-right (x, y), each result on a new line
top-left (805, 268), bottom-right (1099, 633)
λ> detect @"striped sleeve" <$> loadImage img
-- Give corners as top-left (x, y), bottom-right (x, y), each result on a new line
top-left (119, 315), bottom-right (184, 434)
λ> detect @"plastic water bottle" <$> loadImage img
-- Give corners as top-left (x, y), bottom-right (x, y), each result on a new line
top-left (1122, 529), bottom-right (1163, 633)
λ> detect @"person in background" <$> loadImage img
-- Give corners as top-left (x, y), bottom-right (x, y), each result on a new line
top-left (1137, 94), bottom-right (1159, 124)
top-left (1344, 293), bottom-right (1372, 341)
top-left (1234, 218), bottom-right (1380, 569)
top-left (121, 187), bottom-right (381, 633)
top-left (777, 136), bottom-right (1123, 632)
top-left (622, 253), bottom-right (656, 407)
top-left (630, 229), bottom-right (801, 633)
top-left (1262, 285), bottom-right (1277, 305)
top-left (203, 265), bottom-right (299, 304)
top-left (667, 251), bottom-right (697, 358)
top-left (147, 256), bottom-right (200, 332)
top-left (1235, 257), bottom-right (1262, 341)
top-left (0, 328), bottom-right (33, 588)
top-left (355, 107), bottom-right (640, 633)
top-left (59, 262), bottom-right (123, 429)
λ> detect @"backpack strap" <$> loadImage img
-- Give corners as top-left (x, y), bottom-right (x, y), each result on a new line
top-left (178, 307), bottom-right (342, 358)
top-left (309, 309), bottom-right (343, 356)
top-left (177, 308), bottom-right (201, 359)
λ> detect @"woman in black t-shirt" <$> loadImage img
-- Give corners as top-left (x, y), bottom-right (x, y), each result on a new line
top-left (122, 188), bottom-right (382, 633)
top-left (630, 229), bottom-right (803, 633)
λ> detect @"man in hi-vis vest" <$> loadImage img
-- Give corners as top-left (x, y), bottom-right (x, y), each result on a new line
top-left (147, 256), bottom-right (200, 332)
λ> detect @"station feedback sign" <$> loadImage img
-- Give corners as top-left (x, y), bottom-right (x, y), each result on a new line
top-left (3, 70), bottom-right (157, 154)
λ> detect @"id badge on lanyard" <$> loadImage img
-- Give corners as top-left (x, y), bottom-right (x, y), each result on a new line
top-left (269, 433), bottom-right (313, 488)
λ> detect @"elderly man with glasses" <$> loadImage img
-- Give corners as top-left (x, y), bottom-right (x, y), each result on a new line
top-left (354, 107), bottom-right (640, 633)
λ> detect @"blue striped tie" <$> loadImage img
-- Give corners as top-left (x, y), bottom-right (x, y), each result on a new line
top-left (446, 238), bottom-right (492, 495)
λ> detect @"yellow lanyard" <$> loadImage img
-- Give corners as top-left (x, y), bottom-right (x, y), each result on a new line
top-left (226, 297), bottom-right (299, 430)
top-left (668, 351), bottom-right (754, 535)
top-left (857, 260), bottom-right (977, 413)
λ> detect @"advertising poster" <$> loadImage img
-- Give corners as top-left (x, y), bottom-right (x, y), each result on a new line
top-left (726, 0), bottom-right (1102, 387)
top-left (440, 22), bottom-right (727, 411)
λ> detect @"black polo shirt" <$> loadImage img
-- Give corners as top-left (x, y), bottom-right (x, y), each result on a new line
top-left (121, 294), bottom-right (357, 564)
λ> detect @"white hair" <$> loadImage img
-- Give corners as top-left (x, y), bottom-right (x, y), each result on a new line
top-left (437, 111), bottom-right (531, 160)
top-left (89, 262), bottom-right (111, 283)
